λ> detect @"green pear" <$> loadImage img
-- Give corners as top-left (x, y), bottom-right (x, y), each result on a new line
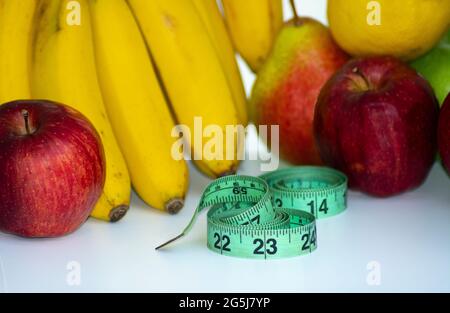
top-left (411, 30), bottom-right (450, 105)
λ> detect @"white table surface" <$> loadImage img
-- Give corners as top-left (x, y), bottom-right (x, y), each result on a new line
top-left (1, 0), bottom-right (450, 293)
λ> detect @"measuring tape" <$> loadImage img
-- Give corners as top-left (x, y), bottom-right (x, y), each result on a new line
top-left (156, 166), bottom-right (347, 259)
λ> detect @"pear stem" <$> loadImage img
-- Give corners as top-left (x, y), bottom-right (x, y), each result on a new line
top-left (21, 110), bottom-right (31, 135)
top-left (290, 0), bottom-right (301, 26)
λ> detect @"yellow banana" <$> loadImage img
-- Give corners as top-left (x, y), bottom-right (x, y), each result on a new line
top-left (128, 0), bottom-right (242, 178)
top-left (89, 0), bottom-right (188, 214)
top-left (222, 0), bottom-right (283, 73)
top-left (192, 0), bottom-right (248, 126)
top-left (31, 0), bottom-right (131, 222)
top-left (0, 0), bottom-right (37, 103)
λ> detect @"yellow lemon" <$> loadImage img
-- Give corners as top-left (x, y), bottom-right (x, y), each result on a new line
top-left (328, 0), bottom-right (450, 61)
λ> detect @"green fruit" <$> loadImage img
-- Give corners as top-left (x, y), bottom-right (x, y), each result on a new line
top-left (411, 30), bottom-right (450, 105)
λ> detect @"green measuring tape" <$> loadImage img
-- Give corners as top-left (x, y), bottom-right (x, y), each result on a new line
top-left (156, 166), bottom-right (348, 259)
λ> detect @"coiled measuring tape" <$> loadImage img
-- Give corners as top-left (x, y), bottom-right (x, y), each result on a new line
top-left (156, 166), bottom-right (347, 259)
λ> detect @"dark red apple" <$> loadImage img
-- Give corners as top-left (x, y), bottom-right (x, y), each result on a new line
top-left (314, 56), bottom-right (439, 197)
top-left (0, 100), bottom-right (105, 237)
top-left (439, 93), bottom-right (450, 175)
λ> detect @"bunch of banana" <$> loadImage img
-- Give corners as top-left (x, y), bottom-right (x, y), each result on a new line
top-left (221, 0), bottom-right (284, 73)
top-left (88, 0), bottom-right (188, 214)
top-left (1, 0), bottom-right (249, 219)
top-left (128, 0), bottom-right (246, 178)
top-left (0, 0), bottom-right (37, 103)
top-left (31, 0), bottom-right (131, 222)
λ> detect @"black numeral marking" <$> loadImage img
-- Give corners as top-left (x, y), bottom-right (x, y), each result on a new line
top-left (307, 201), bottom-right (314, 215)
top-left (233, 187), bottom-right (248, 195)
top-left (319, 199), bottom-right (328, 214)
top-left (301, 228), bottom-right (317, 251)
top-left (253, 238), bottom-right (264, 254)
top-left (266, 239), bottom-right (277, 255)
top-left (307, 199), bottom-right (328, 215)
top-left (214, 233), bottom-right (231, 252)
top-left (301, 233), bottom-right (310, 251)
top-left (310, 229), bottom-right (317, 247)
top-left (253, 238), bottom-right (278, 255)
top-left (242, 215), bottom-right (260, 226)
top-left (275, 198), bottom-right (283, 207)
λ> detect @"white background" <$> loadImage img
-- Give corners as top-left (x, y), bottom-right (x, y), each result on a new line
top-left (1, 0), bottom-right (449, 293)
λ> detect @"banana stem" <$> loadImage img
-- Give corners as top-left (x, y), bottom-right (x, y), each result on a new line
top-left (290, 0), bottom-right (301, 26)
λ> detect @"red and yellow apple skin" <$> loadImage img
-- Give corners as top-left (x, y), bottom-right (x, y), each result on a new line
top-left (314, 56), bottom-right (439, 197)
top-left (251, 17), bottom-right (349, 165)
top-left (0, 100), bottom-right (105, 237)
top-left (439, 93), bottom-right (450, 175)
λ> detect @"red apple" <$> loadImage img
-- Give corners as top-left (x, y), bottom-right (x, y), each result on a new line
top-left (314, 56), bottom-right (439, 197)
top-left (439, 93), bottom-right (450, 175)
top-left (0, 100), bottom-right (105, 237)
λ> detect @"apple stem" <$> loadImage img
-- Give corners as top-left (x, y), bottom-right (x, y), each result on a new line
top-left (21, 109), bottom-right (31, 135)
top-left (290, 0), bottom-right (301, 26)
top-left (352, 67), bottom-right (371, 90)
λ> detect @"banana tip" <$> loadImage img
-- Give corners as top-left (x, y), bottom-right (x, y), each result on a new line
top-left (109, 205), bottom-right (129, 222)
top-left (165, 198), bottom-right (184, 215)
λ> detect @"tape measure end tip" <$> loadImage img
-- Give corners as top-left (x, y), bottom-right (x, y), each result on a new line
top-left (155, 233), bottom-right (184, 251)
